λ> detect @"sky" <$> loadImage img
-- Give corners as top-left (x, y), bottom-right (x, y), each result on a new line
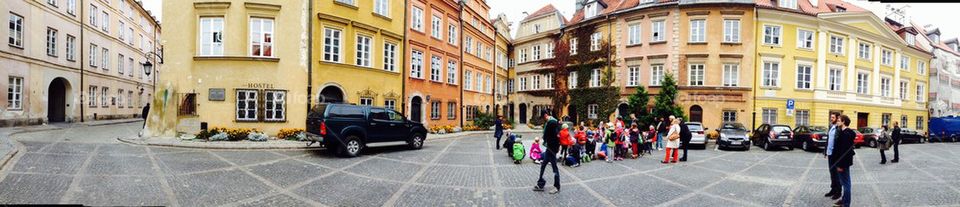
top-left (486, 0), bottom-right (576, 39)
top-left (142, 0), bottom-right (161, 22)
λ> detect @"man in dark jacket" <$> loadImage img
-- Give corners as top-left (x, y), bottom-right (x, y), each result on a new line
top-left (534, 110), bottom-right (561, 194)
top-left (679, 118), bottom-right (692, 162)
top-left (832, 114), bottom-right (857, 207)
top-left (891, 122), bottom-right (901, 163)
top-left (656, 117), bottom-right (669, 150)
top-left (494, 116), bottom-right (504, 150)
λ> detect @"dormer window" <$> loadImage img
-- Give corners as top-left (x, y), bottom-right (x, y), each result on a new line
top-left (929, 34), bottom-right (940, 44)
top-left (835, 6), bottom-right (846, 12)
top-left (779, 0), bottom-right (798, 10)
top-left (906, 33), bottom-right (915, 45)
top-left (584, 3), bottom-right (598, 19)
top-left (534, 24), bottom-right (541, 34)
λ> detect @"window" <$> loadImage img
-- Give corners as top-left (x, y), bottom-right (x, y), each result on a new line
top-left (917, 116), bottom-right (924, 130)
top-left (858, 42), bottom-right (871, 60)
top-left (900, 56), bottom-right (909, 70)
top-left (584, 3), bottom-right (598, 18)
top-left (651, 64), bottom-right (664, 86)
top-left (355, 35), bottom-right (371, 67)
top-left (359, 97), bottom-right (373, 106)
top-left (7, 76), bottom-right (23, 110)
top-left (590, 69), bottom-right (601, 87)
top-left (534, 24), bottom-right (541, 33)
top-left (545, 74), bottom-right (554, 89)
top-left (651, 20), bottom-right (665, 42)
top-left (119, 21), bottom-right (125, 40)
top-left (918, 61), bottom-right (926, 74)
top-left (117, 89), bottom-right (124, 108)
top-left (901, 115), bottom-right (908, 128)
top-left (101, 48), bottom-right (109, 70)
top-left (101, 11), bottom-right (109, 32)
top-left (722, 110), bottom-right (737, 122)
top-left (66, 35), bottom-right (75, 61)
top-left (627, 66), bottom-right (639, 86)
top-left (796, 110), bottom-right (810, 127)
top-left (46, 28), bottom-right (57, 56)
top-left (236, 90), bottom-right (258, 121)
top-left (383, 43), bottom-right (396, 72)
top-left (830, 35), bottom-right (844, 54)
top-left (917, 83), bottom-right (925, 102)
top-left (628, 23), bottom-right (641, 45)
top-left (127, 58), bottom-right (133, 77)
top-left (590, 32), bottom-right (601, 51)
top-left (249, 18), bottom-right (274, 57)
top-left (431, 101), bottom-right (441, 120)
top-left (8, 13), bottom-right (23, 47)
top-left (464, 70), bottom-right (473, 90)
top-left (881, 49), bottom-right (892, 66)
top-left (518, 48), bottom-right (526, 63)
top-left (374, 0), bottom-right (389, 17)
top-left (569, 71), bottom-right (578, 89)
top-left (67, 0), bottom-right (76, 15)
top-left (447, 102), bottom-right (456, 119)
top-left (199, 17), bottom-right (224, 56)
top-left (688, 64), bottom-right (704, 86)
top-left (118, 54), bottom-right (124, 74)
top-left (797, 29), bottom-right (814, 49)
top-left (517, 76), bottom-right (525, 91)
top-left (127, 91), bottom-right (133, 108)
top-left (530, 45), bottom-right (540, 61)
top-left (88, 86), bottom-right (96, 107)
top-left (89, 44), bottom-right (98, 67)
top-left (411, 50), bottom-right (423, 79)
top-left (690, 20), bottom-right (706, 43)
top-left (448, 23), bottom-right (457, 45)
top-left (881, 77), bottom-right (891, 97)
top-left (856, 72), bottom-right (869, 94)
top-left (532, 75), bottom-right (540, 90)
top-left (723, 19), bottom-right (740, 43)
top-left (336, 0), bottom-right (355, 5)
top-left (762, 61), bottom-right (780, 87)
top-left (546, 43), bottom-right (554, 58)
top-left (906, 33), bottom-right (915, 45)
top-left (763, 25), bottom-right (781, 45)
top-left (486, 75), bottom-right (493, 93)
top-left (475, 73), bottom-right (482, 92)
top-left (882, 113), bottom-right (891, 127)
top-left (723, 64), bottom-right (739, 87)
top-left (762, 108), bottom-right (777, 125)
top-left (322, 27), bottom-right (342, 62)
top-left (588, 104), bottom-right (599, 119)
top-left (900, 81), bottom-right (909, 100)
top-left (101, 87), bottom-right (108, 107)
top-left (261, 90), bottom-right (286, 121)
top-left (829, 68), bottom-right (843, 91)
top-left (779, 0), bottom-right (797, 9)
top-left (431, 15), bottom-right (441, 39)
top-left (796, 64), bottom-right (812, 89)
top-left (384, 99), bottom-right (396, 110)
top-left (569, 38), bottom-right (578, 54)
top-left (447, 60), bottom-right (457, 84)
top-left (464, 36), bottom-right (472, 53)
top-left (89, 5), bottom-right (98, 27)
top-left (411, 7), bottom-right (423, 32)
top-left (430, 55), bottom-right (441, 82)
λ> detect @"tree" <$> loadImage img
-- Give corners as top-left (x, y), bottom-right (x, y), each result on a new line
top-left (651, 73), bottom-right (685, 121)
top-left (627, 84), bottom-right (652, 125)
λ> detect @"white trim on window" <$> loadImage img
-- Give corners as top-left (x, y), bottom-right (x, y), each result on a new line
top-left (797, 29), bottom-right (814, 49)
top-left (199, 17), bottom-right (225, 56)
top-left (322, 27), bottom-right (342, 62)
top-left (355, 34), bottom-right (372, 67)
top-left (723, 19), bottom-right (740, 43)
top-left (723, 64), bottom-right (739, 87)
top-left (411, 50), bottom-right (424, 79)
top-left (249, 18), bottom-right (275, 57)
top-left (763, 24), bottom-right (781, 46)
top-left (265, 90), bottom-right (286, 121)
top-left (236, 90), bottom-right (258, 121)
top-left (7, 76), bottom-right (23, 110)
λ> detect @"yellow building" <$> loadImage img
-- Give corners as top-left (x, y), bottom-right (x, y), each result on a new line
top-left (314, 0), bottom-right (404, 111)
top-left (752, 0), bottom-right (931, 133)
top-left (149, 1), bottom-right (308, 136)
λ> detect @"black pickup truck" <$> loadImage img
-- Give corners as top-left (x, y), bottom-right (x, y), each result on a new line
top-left (306, 103), bottom-right (428, 157)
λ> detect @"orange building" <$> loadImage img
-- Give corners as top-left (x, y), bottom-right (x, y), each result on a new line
top-left (406, 0), bottom-right (462, 128)
top-left (460, 0), bottom-right (496, 126)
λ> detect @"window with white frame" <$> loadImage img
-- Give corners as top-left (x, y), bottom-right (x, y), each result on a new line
top-left (374, 0), bottom-right (389, 17)
top-left (569, 71), bottom-right (578, 89)
top-left (584, 3), bottom-right (598, 18)
top-left (101, 11), bottom-right (109, 32)
top-left (101, 87), bottom-right (108, 107)
top-left (652, 20), bottom-right (665, 42)
top-left (858, 42), bottom-right (871, 60)
top-left (384, 99), bottom-right (396, 110)
top-left (569, 38), bottom-right (578, 54)
top-left (798, 29), bottom-right (814, 49)
top-left (486, 75), bottom-right (492, 93)
top-left (127, 58), bottom-right (133, 77)
top-left (518, 48), bottom-right (526, 63)
top-left (829, 68), bottom-right (843, 91)
top-left (779, 0), bottom-right (797, 9)
top-left (119, 21), bottom-right (125, 40)
top-left (830, 35), bottom-right (844, 54)
top-left (464, 36), bottom-right (472, 53)
top-left (590, 69), bottom-right (601, 87)
top-left (724, 19), bottom-right (740, 43)
top-left (856, 72), bottom-right (869, 94)
top-left (882, 113), bottom-right (891, 127)
top-left (384, 42), bottom-right (396, 72)
top-left (900, 81), bottom-right (909, 100)
top-left (762, 61), bottom-right (780, 87)
top-left (532, 75), bottom-right (540, 90)
top-left (628, 66), bottom-right (640, 86)
top-left (590, 32), bottom-right (601, 51)
top-left (448, 23), bottom-right (457, 45)
top-left (546, 43), bottom-right (554, 58)
top-left (322, 27), bottom-right (342, 62)
top-left (901, 115), bottom-right (908, 128)
top-left (900, 56), bottom-right (909, 70)
top-left (690, 19), bottom-right (706, 43)
top-left (355, 35), bottom-right (372, 67)
top-left (651, 64), bottom-right (664, 86)
top-left (688, 64), bottom-right (704, 86)
top-left (518, 76), bottom-right (526, 91)
top-left (881, 77), bottom-right (891, 97)
top-left (89, 44), bottom-right (98, 67)
top-left (918, 61), bottom-right (926, 74)
top-left (447, 60), bottom-right (457, 84)
top-left (359, 97), bottom-right (373, 106)
top-left (588, 104), bottom-right (599, 119)
top-left (763, 25), bottom-right (781, 45)
top-left (101, 48), bottom-right (109, 70)
top-left (236, 90), bottom-right (258, 121)
top-left (118, 54), bottom-right (125, 74)
top-left (796, 64), bottom-right (812, 89)
top-left (411, 50), bottom-right (423, 78)
top-left (336, 0), bottom-right (356, 5)
top-left (534, 24), bottom-right (541, 33)
top-left (430, 55), bottom-right (441, 82)
top-left (917, 116), bottom-right (924, 130)
top-left (46, 28), bottom-right (57, 56)
top-left (722, 110), bottom-right (737, 122)
top-left (532, 45), bottom-right (541, 61)
top-left (762, 108), bottom-right (777, 124)
top-left (796, 110), bottom-right (810, 127)
top-left (475, 73), bottom-right (481, 91)
top-left (66, 35), bottom-right (75, 61)
top-left (447, 102), bottom-right (456, 119)
top-left (9, 13), bottom-right (24, 47)
top-left (67, 0), bottom-right (76, 15)
top-left (545, 74), bottom-right (554, 89)
top-left (88, 86), bottom-right (96, 107)
top-left (411, 7), bottom-right (423, 32)
top-left (881, 49), bottom-right (892, 66)
top-left (118, 89), bottom-right (124, 108)
top-left (250, 18), bottom-right (274, 57)
top-left (628, 23), bottom-right (641, 45)
top-left (465, 70), bottom-right (473, 90)
top-left (89, 5), bottom-right (98, 27)
top-left (917, 83), bottom-right (925, 102)
top-left (431, 101), bottom-right (440, 120)
top-left (723, 64), bottom-right (739, 87)
top-left (906, 33), bottom-right (915, 45)
top-left (431, 15), bottom-right (442, 39)
top-left (127, 91), bottom-right (133, 108)
top-left (7, 76), bottom-right (23, 110)
top-left (199, 17), bottom-right (224, 56)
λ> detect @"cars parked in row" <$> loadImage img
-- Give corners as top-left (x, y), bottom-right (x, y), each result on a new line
top-left (857, 127), bottom-right (884, 148)
top-left (684, 122), bottom-right (708, 149)
top-left (898, 128), bottom-right (927, 144)
top-left (715, 122), bottom-right (751, 150)
top-left (751, 124), bottom-right (795, 151)
top-left (306, 103), bottom-right (428, 157)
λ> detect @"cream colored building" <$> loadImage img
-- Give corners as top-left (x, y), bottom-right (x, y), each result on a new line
top-left (512, 4), bottom-right (566, 125)
top-left (1, 0), bottom-right (160, 127)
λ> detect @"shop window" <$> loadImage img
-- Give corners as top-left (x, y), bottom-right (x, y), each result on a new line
top-left (236, 90), bottom-right (258, 121)
top-left (265, 90), bottom-right (286, 121)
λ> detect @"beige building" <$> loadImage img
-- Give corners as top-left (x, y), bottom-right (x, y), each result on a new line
top-left (1, 0), bottom-right (160, 127)
top-left (512, 5), bottom-right (566, 125)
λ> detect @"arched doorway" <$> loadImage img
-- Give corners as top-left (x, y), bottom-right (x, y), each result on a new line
top-left (319, 86), bottom-right (345, 103)
top-left (47, 78), bottom-right (69, 123)
top-left (519, 103), bottom-right (527, 124)
top-left (567, 104), bottom-right (578, 124)
top-left (410, 96), bottom-right (422, 123)
top-left (618, 103), bottom-right (630, 119)
top-left (508, 104), bottom-right (515, 122)
top-left (689, 105), bottom-right (703, 123)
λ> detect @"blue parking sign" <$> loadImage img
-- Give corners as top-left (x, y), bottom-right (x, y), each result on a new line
top-left (786, 99), bottom-right (795, 110)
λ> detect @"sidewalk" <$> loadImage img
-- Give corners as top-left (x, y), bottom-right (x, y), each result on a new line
top-left (0, 118), bottom-right (143, 170)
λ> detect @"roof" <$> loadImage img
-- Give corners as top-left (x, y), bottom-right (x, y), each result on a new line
top-left (914, 22), bottom-right (960, 56)
top-left (568, 0), bottom-right (623, 25)
top-left (521, 4), bottom-right (565, 24)
top-left (614, 0), bottom-right (677, 12)
top-left (755, 0), bottom-right (866, 16)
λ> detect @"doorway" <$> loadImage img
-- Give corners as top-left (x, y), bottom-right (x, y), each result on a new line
top-left (47, 78), bottom-right (68, 123)
top-left (519, 103), bottom-right (527, 124)
top-left (690, 105), bottom-right (703, 123)
top-left (411, 96), bottom-right (422, 123)
top-left (618, 103), bottom-right (630, 119)
top-left (857, 113), bottom-right (869, 129)
top-left (319, 86), bottom-right (345, 103)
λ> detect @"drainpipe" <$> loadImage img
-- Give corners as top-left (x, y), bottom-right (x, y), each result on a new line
top-left (79, 0), bottom-right (86, 122)
top-left (752, 6), bottom-right (759, 130)
top-left (458, 1), bottom-right (465, 127)
top-left (401, 0), bottom-right (409, 116)
top-left (307, 0), bottom-right (314, 114)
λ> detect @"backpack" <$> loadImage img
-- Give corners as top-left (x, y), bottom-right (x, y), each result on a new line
top-left (512, 143), bottom-right (525, 161)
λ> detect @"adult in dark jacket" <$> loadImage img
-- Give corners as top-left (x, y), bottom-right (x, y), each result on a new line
top-left (494, 116), bottom-right (504, 150)
top-left (679, 118), bottom-right (692, 162)
top-left (534, 110), bottom-right (561, 194)
top-left (824, 112), bottom-right (841, 200)
top-left (656, 117), bottom-right (669, 150)
top-left (832, 114), bottom-right (857, 207)
top-left (891, 122), bottom-right (901, 163)
top-left (140, 103), bottom-right (151, 131)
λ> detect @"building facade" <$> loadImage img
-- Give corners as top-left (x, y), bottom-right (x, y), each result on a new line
top-left (512, 4), bottom-right (566, 125)
top-left (405, 0), bottom-right (461, 128)
top-left (921, 27), bottom-right (960, 117)
top-left (611, 1), bottom-right (679, 124)
top-left (2, 0), bottom-right (160, 127)
top-left (460, 0), bottom-right (496, 126)
top-left (491, 13), bottom-right (512, 120)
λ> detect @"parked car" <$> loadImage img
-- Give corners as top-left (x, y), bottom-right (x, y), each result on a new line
top-left (858, 127), bottom-right (884, 148)
top-left (853, 129), bottom-right (865, 148)
top-left (684, 122), bottom-right (708, 149)
top-left (715, 122), bottom-right (750, 150)
top-left (793, 126), bottom-right (828, 151)
top-left (898, 128), bottom-right (927, 144)
top-left (306, 103), bottom-right (428, 157)
top-left (751, 124), bottom-right (794, 151)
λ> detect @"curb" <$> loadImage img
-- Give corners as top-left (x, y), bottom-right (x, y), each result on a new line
top-left (117, 137), bottom-right (322, 150)
top-left (83, 119), bottom-right (143, 127)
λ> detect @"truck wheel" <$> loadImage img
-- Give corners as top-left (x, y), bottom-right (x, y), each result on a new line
top-left (408, 133), bottom-right (424, 150)
top-left (338, 136), bottom-right (363, 157)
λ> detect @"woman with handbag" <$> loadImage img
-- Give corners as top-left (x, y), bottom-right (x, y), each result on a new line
top-left (662, 117), bottom-right (681, 164)
top-left (879, 125), bottom-right (892, 165)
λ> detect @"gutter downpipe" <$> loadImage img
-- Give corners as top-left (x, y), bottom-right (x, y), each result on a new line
top-left (307, 0), bottom-right (314, 114)
top-left (402, 0), bottom-right (409, 116)
top-left (459, 1), bottom-right (465, 127)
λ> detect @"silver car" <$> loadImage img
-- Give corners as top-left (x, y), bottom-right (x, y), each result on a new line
top-left (684, 122), bottom-right (708, 149)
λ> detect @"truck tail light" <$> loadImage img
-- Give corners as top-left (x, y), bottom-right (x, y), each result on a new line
top-left (320, 122), bottom-right (327, 136)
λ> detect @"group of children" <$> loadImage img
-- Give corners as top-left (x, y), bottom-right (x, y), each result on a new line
top-left (527, 120), bottom-right (660, 167)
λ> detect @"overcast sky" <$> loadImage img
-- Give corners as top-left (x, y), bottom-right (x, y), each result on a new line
top-left (142, 0), bottom-right (161, 22)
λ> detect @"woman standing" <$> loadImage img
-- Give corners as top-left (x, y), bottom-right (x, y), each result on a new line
top-left (662, 117), bottom-right (681, 164)
top-left (495, 116), bottom-right (504, 150)
top-left (878, 125), bottom-right (891, 164)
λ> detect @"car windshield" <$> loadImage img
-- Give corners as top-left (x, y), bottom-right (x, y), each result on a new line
top-left (772, 126), bottom-right (791, 133)
top-left (809, 126), bottom-right (827, 133)
top-left (721, 123), bottom-right (746, 131)
top-left (686, 124), bottom-right (703, 131)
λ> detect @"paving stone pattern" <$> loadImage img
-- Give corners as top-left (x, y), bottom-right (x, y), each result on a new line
top-left (1, 123), bottom-right (960, 206)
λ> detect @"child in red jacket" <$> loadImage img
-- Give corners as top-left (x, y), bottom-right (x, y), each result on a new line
top-left (559, 123), bottom-right (572, 161)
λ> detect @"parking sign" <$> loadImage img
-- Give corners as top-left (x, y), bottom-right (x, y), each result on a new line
top-left (786, 99), bottom-right (795, 116)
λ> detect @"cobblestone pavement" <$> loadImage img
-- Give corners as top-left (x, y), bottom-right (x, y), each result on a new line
top-left (2, 122), bottom-right (960, 206)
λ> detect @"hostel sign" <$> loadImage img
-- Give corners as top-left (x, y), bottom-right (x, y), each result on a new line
top-left (244, 83), bottom-right (275, 89)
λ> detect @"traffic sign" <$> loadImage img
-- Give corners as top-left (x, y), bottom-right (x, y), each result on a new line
top-left (786, 99), bottom-right (795, 116)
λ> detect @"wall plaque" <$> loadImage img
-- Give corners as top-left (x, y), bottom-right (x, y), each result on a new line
top-left (209, 88), bottom-right (225, 101)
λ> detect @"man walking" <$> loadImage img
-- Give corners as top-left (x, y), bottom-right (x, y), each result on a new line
top-left (824, 112), bottom-right (841, 200)
top-left (891, 121), bottom-right (901, 163)
top-left (679, 118), bottom-right (692, 162)
top-left (534, 110), bottom-right (561, 194)
top-left (833, 114), bottom-right (857, 207)
top-left (494, 116), bottom-right (504, 150)
top-left (657, 117), bottom-right (668, 150)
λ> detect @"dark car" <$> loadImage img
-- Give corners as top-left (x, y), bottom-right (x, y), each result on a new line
top-left (858, 127), bottom-right (884, 148)
top-left (306, 103), bottom-right (428, 157)
top-left (793, 126), bottom-right (828, 151)
top-left (751, 124), bottom-right (794, 151)
top-left (898, 128), bottom-right (927, 144)
top-left (715, 122), bottom-right (750, 150)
